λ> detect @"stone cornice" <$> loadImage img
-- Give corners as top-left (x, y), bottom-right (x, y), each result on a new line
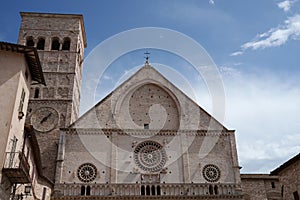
top-left (61, 128), bottom-right (235, 136)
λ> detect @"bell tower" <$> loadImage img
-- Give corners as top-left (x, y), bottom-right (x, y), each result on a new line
top-left (18, 12), bottom-right (86, 181)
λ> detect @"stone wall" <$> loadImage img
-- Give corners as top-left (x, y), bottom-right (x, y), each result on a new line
top-left (276, 159), bottom-right (300, 200)
top-left (241, 174), bottom-right (281, 200)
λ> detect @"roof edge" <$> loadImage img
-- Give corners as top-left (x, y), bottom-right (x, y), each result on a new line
top-left (271, 153), bottom-right (300, 175)
top-left (0, 41), bottom-right (46, 85)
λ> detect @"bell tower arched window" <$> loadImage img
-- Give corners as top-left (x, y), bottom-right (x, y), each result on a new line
top-left (51, 38), bottom-right (60, 50)
top-left (62, 37), bottom-right (71, 50)
top-left (37, 38), bottom-right (45, 50)
top-left (26, 37), bottom-right (34, 47)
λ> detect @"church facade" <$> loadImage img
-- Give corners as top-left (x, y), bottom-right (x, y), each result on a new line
top-left (0, 11), bottom-right (298, 200)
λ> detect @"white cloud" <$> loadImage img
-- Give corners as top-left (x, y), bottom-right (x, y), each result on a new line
top-left (194, 66), bottom-right (300, 173)
top-left (241, 14), bottom-right (300, 50)
top-left (209, 0), bottom-right (215, 5)
top-left (277, 0), bottom-right (296, 12)
top-left (230, 51), bottom-right (243, 56)
top-left (222, 68), bottom-right (300, 172)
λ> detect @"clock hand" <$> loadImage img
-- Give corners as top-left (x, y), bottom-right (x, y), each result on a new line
top-left (40, 113), bottom-right (52, 124)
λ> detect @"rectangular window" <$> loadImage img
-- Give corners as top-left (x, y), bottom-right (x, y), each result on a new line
top-left (294, 191), bottom-right (299, 200)
top-left (42, 187), bottom-right (47, 200)
top-left (18, 88), bottom-right (26, 112)
top-left (144, 124), bottom-right (149, 129)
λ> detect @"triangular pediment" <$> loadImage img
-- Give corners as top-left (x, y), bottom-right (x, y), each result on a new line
top-left (70, 64), bottom-right (227, 131)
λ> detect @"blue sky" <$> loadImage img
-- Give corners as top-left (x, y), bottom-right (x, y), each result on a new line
top-left (1, 0), bottom-right (300, 173)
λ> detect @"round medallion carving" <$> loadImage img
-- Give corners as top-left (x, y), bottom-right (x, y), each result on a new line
top-left (77, 163), bottom-right (97, 182)
top-left (134, 141), bottom-right (167, 172)
top-left (202, 164), bottom-right (221, 182)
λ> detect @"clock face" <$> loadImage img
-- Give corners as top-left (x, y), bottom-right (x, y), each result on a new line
top-left (31, 107), bottom-right (59, 132)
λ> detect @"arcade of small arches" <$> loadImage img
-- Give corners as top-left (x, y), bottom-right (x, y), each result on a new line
top-left (26, 36), bottom-right (71, 51)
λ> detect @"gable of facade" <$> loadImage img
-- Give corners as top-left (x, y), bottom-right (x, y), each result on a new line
top-left (71, 64), bottom-right (225, 131)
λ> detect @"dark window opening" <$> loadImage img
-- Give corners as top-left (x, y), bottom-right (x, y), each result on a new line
top-left (34, 88), bottom-right (40, 98)
top-left (209, 185), bottom-right (213, 195)
top-left (157, 186), bottom-right (161, 195)
top-left (26, 37), bottom-right (34, 47)
top-left (51, 38), bottom-right (60, 50)
top-left (37, 38), bottom-right (45, 50)
top-left (81, 186), bottom-right (85, 195)
top-left (86, 186), bottom-right (91, 196)
top-left (214, 185), bottom-right (218, 195)
top-left (62, 38), bottom-right (71, 50)
top-left (146, 185), bottom-right (150, 195)
top-left (141, 185), bottom-right (145, 196)
top-left (294, 191), bottom-right (299, 200)
top-left (151, 185), bottom-right (156, 195)
top-left (42, 187), bottom-right (47, 200)
top-left (281, 185), bottom-right (284, 197)
top-left (144, 124), bottom-right (149, 129)
top-left (271, 182), bottom-right (276, 188)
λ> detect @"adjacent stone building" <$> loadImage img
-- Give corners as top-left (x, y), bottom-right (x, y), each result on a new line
top-left (271, 153), bottom-right (300, 200)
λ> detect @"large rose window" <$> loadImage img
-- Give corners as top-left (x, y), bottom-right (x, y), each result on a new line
top-left (134, 141), bottom-right (167, 172)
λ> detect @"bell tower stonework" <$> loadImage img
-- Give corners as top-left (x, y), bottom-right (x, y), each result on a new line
top-left (18, 12), bottom-right (86, 182)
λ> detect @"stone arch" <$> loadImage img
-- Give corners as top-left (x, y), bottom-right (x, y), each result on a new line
top-left (26, 36), bottom-right (34, 47)
top-left (37, 37), bottom-right (45, 50)
top-left (114, 80), bottom-right (181, 130)
top-left (62, 37), bottom-right (71, 50)
top-left (51, 37), bottom-right (60, 50)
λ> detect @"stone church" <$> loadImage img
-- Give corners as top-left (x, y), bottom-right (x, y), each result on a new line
top-left (0, 11), bottom-right (298, 200)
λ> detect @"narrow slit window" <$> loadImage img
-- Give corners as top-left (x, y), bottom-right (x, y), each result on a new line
top-left (42, 187), bottom-right (47, 200)
top-left (141, 185), bottom-right (145, 196)
top-left (34, 88), bottom-right (40, 98)
top-left (209, 185), bottom-right (213, 195)
top-left (157, 186), bottom-right (161, 195)
top-left (80, 186), bottom-right (85, 195)
top-left (86, 186), bottom-right (91, 196)
top-left (151, 185), bottom-right (156, 195)
top-left (146, 185), bottom-right (150, 195)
